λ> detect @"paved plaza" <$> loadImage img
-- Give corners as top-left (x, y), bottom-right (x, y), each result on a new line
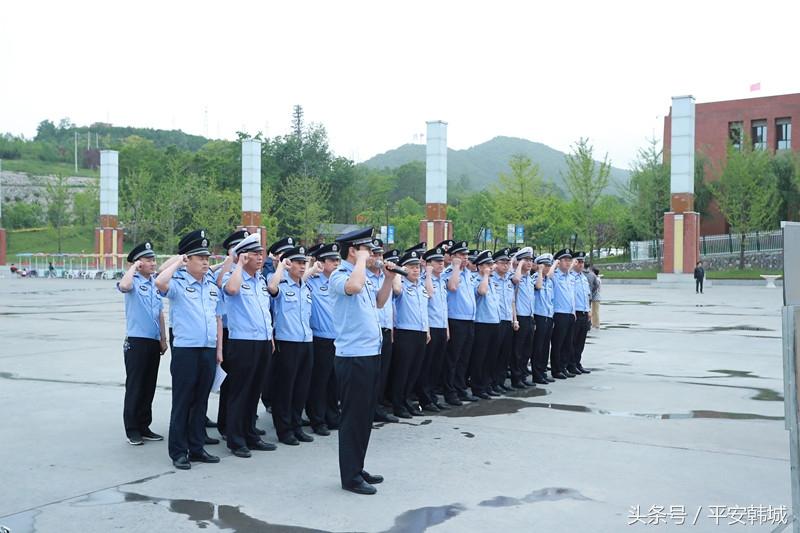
top-left (0, 278), bottom-right (791, 532)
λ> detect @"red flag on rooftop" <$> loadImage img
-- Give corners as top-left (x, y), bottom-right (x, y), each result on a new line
top-left (750, 82), bottom-right (761, 92)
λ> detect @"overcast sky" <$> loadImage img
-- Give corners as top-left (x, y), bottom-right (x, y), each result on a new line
top-left (2, 0), bottom-right (797, 170)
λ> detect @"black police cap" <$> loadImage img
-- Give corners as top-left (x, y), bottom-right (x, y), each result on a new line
top-left (127, 241), bottom-right (155, 263)
top-left (222, 229), bottom-right (250, 251)
top-left (178, 229), bottom-right (211, 257)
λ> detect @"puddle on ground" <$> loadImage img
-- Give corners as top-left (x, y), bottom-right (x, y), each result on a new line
top-left (478, 487), bottom-right (591, 507)
top-left (609, 363), bottom-right (632, 366)
top-left (645, 369), bottom-right (772, 380)
top-left (628, 350), bottom-right (647, 353)
top-left (438, 388), bottom-right (551, 418)
top-left (603, 301), bottom-right (655, 306)
top-left (373, 419), bottom-right (433, 429)
top-left (0, 371), bottom-right (171, 391)
top-left (461, 432), bottom-right (475, 438)
top-left (695, 325), bottom-right (775, 333)
top-left (677, 381), bottom-right (783, 401)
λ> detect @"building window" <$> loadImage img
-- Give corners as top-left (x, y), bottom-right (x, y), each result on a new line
top-left (776, 118), bottom-right (792, 150)
top-left (752, 120), bottom-right (767, 150)
top-left (728, 122), bottom-right (742, 150)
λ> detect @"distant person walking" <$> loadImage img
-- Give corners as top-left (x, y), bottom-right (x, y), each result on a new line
top-left (694, 261), bottom-right (705, 294)
top-left (588, 265), bottom-right (601, 328)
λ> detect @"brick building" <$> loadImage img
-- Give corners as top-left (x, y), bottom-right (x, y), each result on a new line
top-left (664, 92), bottom-right (800, 235)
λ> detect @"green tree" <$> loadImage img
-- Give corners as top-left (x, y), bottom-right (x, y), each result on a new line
top-left (2, 202), bottom-right (45, 229)
top-left (562, 138), bottom-right (611, 260)
top-left (44, 175), bottom-right (72, 253)
top-left (711, 142), bottom-right (779, 269)
top-left (72, 183), bottom-right (99, 226)
top-left (773, 151), bottom-right (800, 222)
top-left (626, 138), bottom-right (669, 239)
top-left (279, 174), bottom-right (331, 243)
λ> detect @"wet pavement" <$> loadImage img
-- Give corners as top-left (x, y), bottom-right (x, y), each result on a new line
top-left (0, 279), bottom-right (791, 532)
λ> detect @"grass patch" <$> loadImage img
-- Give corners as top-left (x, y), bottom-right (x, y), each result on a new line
top-left (600, 269), bottom-right (657, 279)
top-left (8, 226), bottom-right (97, 255)
top-left (592, 254), bottom-right (630, 264)
top-left (1, 159), bottom-right (99, 178)
top-left (599, 267), bottom-right (783, 280)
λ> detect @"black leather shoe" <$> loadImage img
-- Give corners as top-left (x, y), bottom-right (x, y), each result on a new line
top-left (232, 447), bottom-right (251, 458)
top-left (189, 450), bottom-right (220, 463)
top-left (545, 375), bottom-right (556, 383)
top-left (250, 439), bottom-right (277, 451)
top-left (205, 417), bottom-right (217, 428)
top-left (475, 392), bottom-right (491, 400)
top-left (301, 417), bottom-right (311, 426)
top-left (313, 425), bottom-right (331, 436)
top-left (343, 480), bottom-right (377, 495)
top-left (361, 470), bottom-right (384, 484)
top-left (294, 430), bottom-right (314, 443)
top-left (577, 365), bottom-right (591, 374)
top-left (141, 429), bottom-right (163, 441)
top-left (564, 370), bottom-right (576, 378)
top-left (552, 372), bottom-right (568, 380)
top-left (421, 403), bottom-right (441, 413)
top-left (254, 427), bottom-right (266, 436)
top-left (491, 386), bottom-right (505, 395)
top-left (393, 409), bottom-right (412, 419)
top-left (280, 435), bottom-right (300, 446)
top-left (126, 432), bottom-right (144, 446)
top-left (532, 376), bottom-right (549, 385)
top-left (374, 411), bottom-right (400, 423)
top-left (487, 388), bottom-right (501, 397)
top-left (567, 365), bottom-right (583, 375)
top-left (406, 406), bottom-right (424, 417)
top-left (433, 402), bottom-right (450, 410)
top-left (461, 393), bottom-right (480, 402)
top-left (173, 455), bottom-right (191, 470)
top-left (204, 433), bottom-right (220, 445)
top-left (510, 382), bottom-right (527, 390)
top-left (500, 384), bottom-right (513, 392)
top-left (445, 396), bottom-right (463, 407)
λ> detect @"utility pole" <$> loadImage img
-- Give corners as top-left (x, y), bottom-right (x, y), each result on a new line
top-left (74, 131), bottom-right (78, 173)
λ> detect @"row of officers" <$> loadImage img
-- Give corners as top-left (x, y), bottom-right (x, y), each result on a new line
top-left (118, 227), bottom-right (599, 495)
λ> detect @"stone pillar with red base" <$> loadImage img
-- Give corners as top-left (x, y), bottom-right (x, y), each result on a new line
top-left (419, 121), bottom-right (453, 247)
top-left (0, 228), bottom-right (7, 266)
top-left (240, 139), bottom-right (267, 246)
top-left (96, 150), bottom-right (124, 271)
top-left (658, 96), bottom-right (704, 286)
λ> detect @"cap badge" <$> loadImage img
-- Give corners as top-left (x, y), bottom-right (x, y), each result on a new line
top-left (202, 239), bottom-right (208, 247)
top-left (145, 242), bottom-right (151, 250)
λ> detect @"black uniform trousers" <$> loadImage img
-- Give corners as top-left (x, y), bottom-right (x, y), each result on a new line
top-left (511, 316), bottom-right (534, 384)
top-left (335, 354), bottom-right (380, 488)
top-left (550, 313), bottom-right (575, 375)
top-left (261, 344), bottom-right (279, 410)
top-left (417, 327), bottom-right (447, 406)
top-left (224, 339), bottom-right (270, 451)
top-left (571, 311), bottom-right (590, 367)
top-left (306, 337), bottom-right (339, 430)
top-left (123, 336), bottom-right (161, 436)
top-left (470, 322), bottom-right (500, 394)
top-left (492, 320), bottom-right (514, 388)
top-left (391, 329), bottom-right (427, 413)
top-left (271, 340), bottom-right (313, 441)
top-left (168, 347), bottom-right (216, 460)
top-left (216, 327), bottom-right (230, 435)
top-left (377, 328), bottom-right (393, 407)
top-left (447, 319), bottom-right (475, 396)
top-left (532, 315), bottom-right (554, 376)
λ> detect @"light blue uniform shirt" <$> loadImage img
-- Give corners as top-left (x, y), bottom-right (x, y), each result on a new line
top-left (367, 269), bottom-right (393, 329)
top-left (427, 273), bottom-right (448, 329)
top-left (222, 270), bottom-right (273, 341)
top-left (394, 278), bottom-right (429, 331)
top-left (162, 268), bottom-right (221, 348)
top-left (571, 271), bottom-right (591, 312)
top-left (534, 275), bottom-right (554, 317)
top-left (552, 268), bottom-right (576, 314)
top-left (442, 266), bottom-right (476, 321)
top-left (329, 260), bottom-right (383, 357)
top-left (307, 272), bottom-right (337, 339)
top-left (118, 272), bottom-right (163, 340)
top-left (515, 272), bottom-right (534, 317)
top-left (475, 275), bottom-right (501, 324)
top-left (492, 271), bottom-right (515, 322)
top-left (271, 271), bottom-right (313, 342)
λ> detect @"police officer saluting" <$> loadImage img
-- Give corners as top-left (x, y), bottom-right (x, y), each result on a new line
top-left (549, 248), bottom-right (577, 380)
top-left (156, 230), bottom-right (223, 470)
top-left (417, 244), bottom-right (450, 412)
top-left (532, 253), bottom-right (555, 384)
top-left (490, 248), bottom-right (516, 395)
top-left (469, 250), bottom-right (499, 400)
top-left (118, 241), bottom-right (167, 445)
top-left (568, 252), bottom-right (592, 375)
top-left (330, 227), bottom-right (396, 495)
top-left (267, 243), bottom-right (314, 446)
top-left (305, 242), bottom-right (343, 435)
top-left (510, 247), bottom-right (535, 388)
top-left (220, 233), bottom-right (277, 457)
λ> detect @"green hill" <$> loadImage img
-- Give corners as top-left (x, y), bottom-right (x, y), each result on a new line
top-left (362, 136), bottom-right (630, 194)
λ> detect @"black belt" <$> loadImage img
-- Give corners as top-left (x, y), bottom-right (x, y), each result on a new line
top-left (382, 328), bottom-right (392, 333)
top-left (576, 311), bottom-right (589, 315)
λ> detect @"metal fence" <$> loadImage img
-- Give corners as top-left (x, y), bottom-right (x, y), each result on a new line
top-left (630, 229), bottom-right (783, 262)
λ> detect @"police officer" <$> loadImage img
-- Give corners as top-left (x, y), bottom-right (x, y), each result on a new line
top-left (390, 250), bottom-right (430, 418)
top-left (417, 244), bottom-right (449, 411)
top-left (510, 247), bottom-right (535, 388)
top-left (569, 252), bottom-right (592, 375)
top-left (532, 253), bottom-right (555, 384)
top-left (367, 241), bottom-right (399, 423)
top-left (470, 250), bottom-right (499, 400)
top-left (118, 241), bottom-right (167, 446)
top-left (549, 248), bottom-right (577, 380)
top-left (220, 233), bottom-right (277, 457)
top-left (156, 230), bottom-right (223, 470)
top-left (490, 248), bottom-right (516, 395)
top-left (330, 227), bottom-right (396, 495)
top-left (305, 242), bottom-right (343, 435)
top-left (267, 244), bottom-right (314, 446)
top-left (442, 240), bottom-right (477, 405)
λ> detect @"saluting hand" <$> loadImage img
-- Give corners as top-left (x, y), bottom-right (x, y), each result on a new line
top-left (451, 257), bottom-right (462, 269)
top-left (237, 252), bottom-right (248, 267)
top-left (132, 260), bottom-right (142, 272)
top-left (355, 249), bottom-right (371, 262)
